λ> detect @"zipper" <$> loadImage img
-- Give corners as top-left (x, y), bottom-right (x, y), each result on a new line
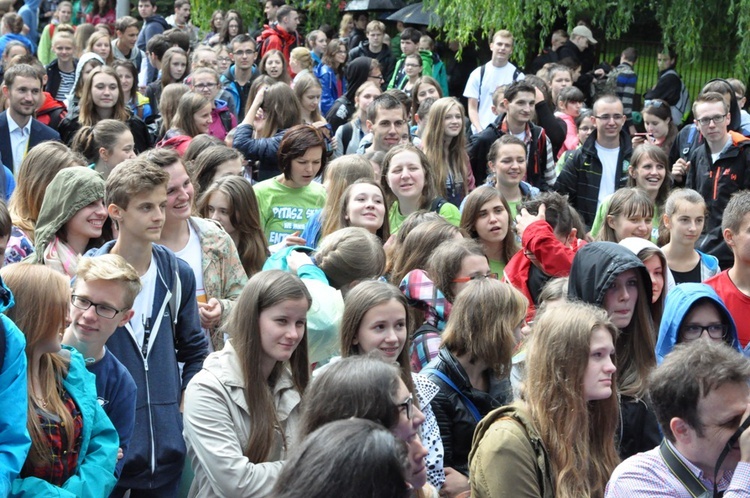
top-left (712, 166), bottom-right (722, 200)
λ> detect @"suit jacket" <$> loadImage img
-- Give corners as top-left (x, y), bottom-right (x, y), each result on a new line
top-left (0, 111), bottom-right (61, 173)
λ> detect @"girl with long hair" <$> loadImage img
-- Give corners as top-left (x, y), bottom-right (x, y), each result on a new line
top-left (58, 65), bottom-right (152, 153)
top-left (337, 179), bottom-right (390, 243)
top-left (147, 148), bottom-right (248, 350)
top-left (162, 92), bottom-right (213, 140)
top-left (484, 135), bottom-right (540, 217)
top-left (333, 280), bottom-right (445, 491)
top-left (6, 142), bottom-right (86, 263)
top-left (216, 11), bottom-right (242, 47)
top-left (27, 167), bottom-right (108, 277)
top-left (410, 76), bottom-right (442, 122)
top-left (425, 278), bottom-right (524, 496)
top-left (397, 54), bottom-right (422, 96)
top-left (112, 59), bottom-right (152, 121)
top-left (383, 143), bottom-right (461, 233)
top-left (197, 176), bottom-right (269, 276)
top-left (470, 301), bottom-right (620, 498)
top-left (632, 98), bottom-right (678, 155)
top-left (294, 72), bottom-right (325, 125)
top-left (155, 82), bottom-right (190, 141)
top-left (334, 80), bottom-right (381, 156)
top-left (568, 241), bottom-right (660, 459)
top-left (316, 38), bottom-right (347, 115)
top-left (259, 49), bottom-right (291, 85)
top-left (146, 46), bottom-right (188, 115)
top-left (290, 47), bottom-right (314, 84)
top-left (202, 9), bottom-right (224, 45)
top-left (659, 188), bottom-right (720, 284)
top-left (3, 263), bottom-right (119, 496)
top-left (235, 82), bottom-right (303, 181)
top-left (299, 355), bottom-right (432, 496)
top-left (83, 30), bottom-right (112, 64)
top-left (190, 144), bottom-right (244, 196)
top-left (65, 51), bottom-right (103, 109)
top-left (300, 154), bottom-right (374, 248)
top-left (593, 187), bottom-right (655, 243)
top-left (183, 270), bottom-right (310, 497)
top-left (460, 186), bottom-right (520, 275)
top-left (71, 118), bottom-right (136, 178)
top-left (420, 97), bottom-right (475, 206)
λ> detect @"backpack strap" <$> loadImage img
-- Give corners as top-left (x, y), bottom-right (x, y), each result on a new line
top-left (477, 63), bottom-right (486, 110)
top-left (166, 252), bottom-right (181, 347)
top-left (422, 368), bottom-right (482, 423)
top-left (219, 109), bottom-right (232, 133)
top-left (340, 122), bottom-right (354, 153)
top-left (430, 196), bottom-right (447, 213)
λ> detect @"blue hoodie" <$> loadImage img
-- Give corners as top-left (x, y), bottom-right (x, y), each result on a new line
top-left (87, 241), bottom-right (208, 489)
top-left (0, 281), bottom-right (30, 497)
top-left (18, 0), bottom-right (40, 46)
top-left (656, 283), bottom-right (742, 364)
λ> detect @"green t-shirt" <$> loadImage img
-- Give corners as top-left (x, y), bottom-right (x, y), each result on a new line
top-left (489, 258), bottom-right (505, 276)
top-left (253, 178), bottom-right (326, 245)
top-left (388, 199), bottom-right (461, 233)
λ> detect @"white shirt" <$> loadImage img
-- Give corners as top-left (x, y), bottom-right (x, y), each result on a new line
top-left (463, 62), bottom-right (524, 132)
top-left (175, 222), bottom-right (210, 349)
top-left (596, 142), bottom-right (621, 207)
top-left (7, 114), bottom-right (31, 171)
top-left (129, 257), bottom-right (157, 351)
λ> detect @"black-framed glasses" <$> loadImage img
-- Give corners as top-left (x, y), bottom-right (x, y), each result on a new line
top-left (696, 114), bottom-right (727, 126)
top-left (71, 295), bottom-right (127, 319)
top-left (594, 114), bottom-right (625, 121)
top-left (369, 73), bottom-right (384, 81)
top-left (397, 394), bottom-right (414, 420)
top-left (452, 272), bottom-right (499, 284)
top-left (194, 83), bottom-right (216, 90)
top-left (681, 323), bottom-right (727, 341)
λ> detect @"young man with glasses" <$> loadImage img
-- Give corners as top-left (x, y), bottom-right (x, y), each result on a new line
top-left (555, 94), bottom-right (632, 229)
top-left (605, 340), bottom-right (750, 497)
top-left (708, 192), bottom-right (750, 348)
top-left (221, 34), bottom-right (258, 117)
top-left (684, 92), bottom-right (750, 269)
top-left (190, 67), bottom-right (237, 140)
top-left (62, 255), bottom-right (141, 479)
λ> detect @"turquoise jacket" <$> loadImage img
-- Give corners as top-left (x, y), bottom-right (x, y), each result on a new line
top-left (0, 282), bottom-right (30, 497)
top-left (656, 282), bottom-right (742, 364)
top-left (11, 347), bottom-right (119, 497)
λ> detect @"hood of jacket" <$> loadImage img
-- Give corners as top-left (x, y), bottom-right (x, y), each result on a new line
top-left (344, 56), bottom-right (372, 101)
top-left (70, 52), bottom-right (105, 100)
top-left (568, 241), bottom-right (650, 306)
top-left (656, 283), bottom-right (741, 364)
top-left (260, 23), bottom-right (296, 44)
top-left (0, 274), bottom-right (13, 313)
top-left (214, 98), bottom-right (229, 112)
top-left (145, 14), bottom-right (170, 30)
top-left (31, 167), bottom-right (105, 260)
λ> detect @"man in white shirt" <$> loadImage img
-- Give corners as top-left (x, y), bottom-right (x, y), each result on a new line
top-left (463, 29), bottom-right (524, 133)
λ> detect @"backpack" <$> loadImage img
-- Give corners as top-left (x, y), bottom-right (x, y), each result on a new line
top-left (477, 63), bottom-right (522, 110)
top-left (218, 108), bottom-right (233, 133)
top-left (663, 69), bottom-right (689, 124)
top-left (429, 196), bottom-right (447, 213)
top-left (339, 122), bottom-right (354, 153)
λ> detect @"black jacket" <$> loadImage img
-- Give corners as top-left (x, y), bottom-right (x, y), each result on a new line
top-left (554, 129), bottom-right (633, 229)
top-left (45, 58), bottom-right (78, 100)
top-left (424, 348), bottom-right (512, 476)
top-left (325, 57), bottom-right (372, 133)
top-left (58, 107), bottom-right (153, 153)
top-left (687, 131), bottom-right (750, 269)
top-left (568, 242), bottom-right (661, 459)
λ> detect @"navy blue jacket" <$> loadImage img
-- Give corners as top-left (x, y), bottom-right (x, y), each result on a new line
top-left (88, 242), bottom-right (208, 489)
top-left (0, 111), bottom-right (61, 173)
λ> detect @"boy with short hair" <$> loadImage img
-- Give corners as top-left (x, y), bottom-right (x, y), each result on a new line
top-left (387, 27), bottom-right (433, 90)
top-left (90, 157), bottom-right (208, 496)
top-left (348, 20), bottom-right (394, 87)
top-left (62, 254), bottom-right (141, 477)
top-left (707, 191), bottom-right (750, 349)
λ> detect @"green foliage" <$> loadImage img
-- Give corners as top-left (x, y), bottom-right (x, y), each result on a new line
top-left (190, 0), bottom-right (264, 33)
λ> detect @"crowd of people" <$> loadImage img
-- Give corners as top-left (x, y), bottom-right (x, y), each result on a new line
top-left (0, 0), bottom-right (749, 497)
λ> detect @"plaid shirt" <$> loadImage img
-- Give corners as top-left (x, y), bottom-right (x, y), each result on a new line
top-left (22, 389), bottom-right (83, 486)
top-left (605, 439), bottom-right (750, 497)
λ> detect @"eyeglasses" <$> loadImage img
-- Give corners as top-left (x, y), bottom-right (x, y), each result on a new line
top-left (397, 394), bottom-right (414, 420)
top-left (594, 114), bottom-right (625, 121)
top-left (696, 114), bottom-right (727, 126)
top-left (452, 272), bottom-right (499, 284)
top-left (369, 73), bottom-right (384, 81)
top-left (194, 83), bottom-right (216, 90)
top-left (71, 295), bottom-right (127, 319)
top-left (680, 323), bottom-right (727, 340)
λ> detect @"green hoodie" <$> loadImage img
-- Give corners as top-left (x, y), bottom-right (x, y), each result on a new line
top-left (28, 166), bottom-right (105, 264)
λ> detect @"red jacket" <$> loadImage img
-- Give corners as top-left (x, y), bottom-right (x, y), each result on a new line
top-left (36, 92), bottom-right (67, 130)
top-left (259, 24), bottom-right (299, 71)
top-left (503, 220), bottom-right (585, 322)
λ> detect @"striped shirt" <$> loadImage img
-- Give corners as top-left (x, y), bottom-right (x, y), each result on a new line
top-left (605, 439), bottom-right (750, 497)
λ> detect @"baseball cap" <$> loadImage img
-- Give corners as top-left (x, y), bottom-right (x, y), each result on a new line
top-left (571, 25), bottom-right (597, 44)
